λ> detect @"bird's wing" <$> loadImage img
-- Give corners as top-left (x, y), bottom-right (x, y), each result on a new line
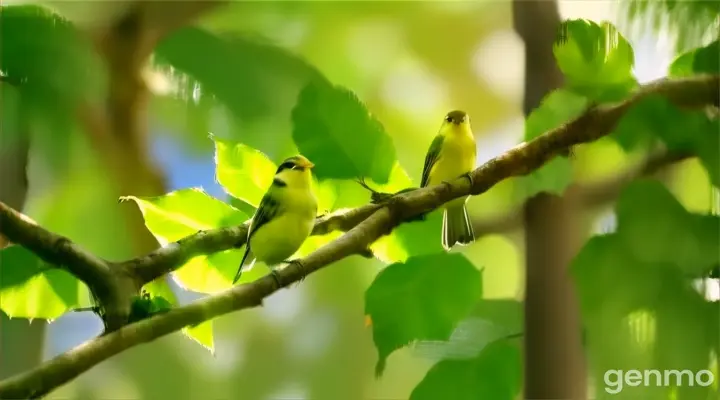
top-left (247, 188), bottom-right (283, 243)
top-left (420, 134), bottom-right (444, 188)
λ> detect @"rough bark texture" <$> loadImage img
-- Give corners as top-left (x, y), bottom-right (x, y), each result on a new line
top-left (512, 0), bottom-right (588, 398)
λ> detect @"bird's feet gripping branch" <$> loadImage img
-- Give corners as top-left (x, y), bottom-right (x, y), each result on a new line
top-left (280, 259), bottom-right (307, 287)
top-left (441, 172), bottom-right (475, 194)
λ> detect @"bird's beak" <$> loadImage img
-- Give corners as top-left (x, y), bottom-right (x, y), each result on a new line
top-left (301, 160), bottom-right (315, 169)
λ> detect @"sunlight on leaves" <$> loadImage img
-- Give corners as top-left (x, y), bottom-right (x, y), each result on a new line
top-left (0, 246), bottom-right (87, 319)
top-left (214, 135), bottom-right (277, 208)
top-left (292, 80), bottom-right (397, 183)
top-left (365, 253), bottom-right (482, 377)
top-left (554, 19), bottom-right (637, 101)
top-left (123, 188), bottom-right (256, 293)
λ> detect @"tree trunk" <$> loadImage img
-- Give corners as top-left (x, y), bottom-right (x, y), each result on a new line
top-left (512, 1), bottom-right (588, 398)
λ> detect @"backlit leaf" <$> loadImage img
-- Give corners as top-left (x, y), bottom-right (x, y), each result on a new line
top-left (214, 136), bottom-right (277, 208)
top-left (554, 19), bottom-right (637, 101)
top-left (0, 246), bottom-right (87, 319)
top-left (123, 188), bottom-right (260, 293)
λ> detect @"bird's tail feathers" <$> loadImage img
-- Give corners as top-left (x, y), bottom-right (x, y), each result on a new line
top-left (442, 203), bottom-right (475, 250)
top-left (233, 246), bottom-right (257, 284)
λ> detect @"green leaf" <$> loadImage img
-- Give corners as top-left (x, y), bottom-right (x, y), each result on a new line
top-left (572, 232), bottom-right (718, 398)
top-left (471, 299), bottom-right (524, 335)
top-left (0, 5), bottom-right (105, 111)
top-left (410, 340), bottom-right (522, 400)
top-left (518, 89), bottom-right (586, 197)
top-left (524, 90), bottom-right (589, 141)
top-left (154, 26), bottom-right (326, 122)
top-left (143, 278), bottom-right (214, 353)
top-left (213, 136), bottom-right (277, 208)
top-left (669, 40), bottom-right (719, 77)
top-left (554, 19), bottom-right (637, 101)
top-left (412, 299), bottom-right (523, 364)
top-left (365, 253), bottom-right (482, 376)
top-left (184, 320), bottom-right (215, 352)
top-left (571, 234), bottom-right (661, 314)
top-left (123, 188), bottom-right (262, 293)
top-left (521, 157), bottom-right (573, 198)
top-left (612, 96), bottom-right (719, 186)
top-left (0, 5), bottom-right (105, 171)
top-left (616, 180), bottom-right (720, 274)
top-left (622, 0), bottom-right (719, 52)
top-left (291, 81), bottom-right (397, 183)
top-left (0, 246), bottom-right (87, 319)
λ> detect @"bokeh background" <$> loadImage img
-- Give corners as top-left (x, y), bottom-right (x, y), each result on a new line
top-left (1, 1), bottom-right (717, 399)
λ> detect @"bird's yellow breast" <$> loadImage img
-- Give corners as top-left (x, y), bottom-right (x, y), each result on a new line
top-left (249, 185), bottom-right (317, 266)
top-left (427, 132), bottom-right (477, 186)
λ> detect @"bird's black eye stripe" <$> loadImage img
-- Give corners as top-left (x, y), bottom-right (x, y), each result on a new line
top-left (276, 161), bottom-right (296, 173)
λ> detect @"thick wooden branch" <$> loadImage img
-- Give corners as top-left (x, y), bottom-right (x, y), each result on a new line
top-left (0, 203), bottom-right (114, 296)
top-left (0, 74), bottom-right (717, 399)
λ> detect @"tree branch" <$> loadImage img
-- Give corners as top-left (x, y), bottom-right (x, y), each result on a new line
top-left (119, 203), bottom-right (383, 284)
top-left (575, 149), bottom-right (692, 207)
top-left (0, 203), bottom-right (113, 295)
top-left (470, 149), bottom-right (693, 235)
top-left (0, 74), bottom-right (717, 399)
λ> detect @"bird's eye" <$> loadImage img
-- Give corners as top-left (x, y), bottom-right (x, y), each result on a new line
top-left (277, 161), bottom-right (296, 173)
top-left (445, 116), bottom-right (453, 123)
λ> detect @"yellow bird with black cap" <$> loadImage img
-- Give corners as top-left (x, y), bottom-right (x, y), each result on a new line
top-left (233, 155), bottom-right (318, 285)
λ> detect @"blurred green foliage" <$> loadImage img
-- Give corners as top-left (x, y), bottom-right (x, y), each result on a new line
top-left (1, 2), bottom-right (718, 399)
top-left (519, 89), bottom-right (588, 198)
top-left (410, 339), bottom-right (521, 400)
top-left (554, 19), bottom-right (638, 102)
top-left (572, 181), bottom-right (719, 399)
top-left (0, 4), bottom-right (105, 171)
top-left (669, 40), bottom-right (720, 77)
top-left (622, 0), bottom-right (720, 52)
